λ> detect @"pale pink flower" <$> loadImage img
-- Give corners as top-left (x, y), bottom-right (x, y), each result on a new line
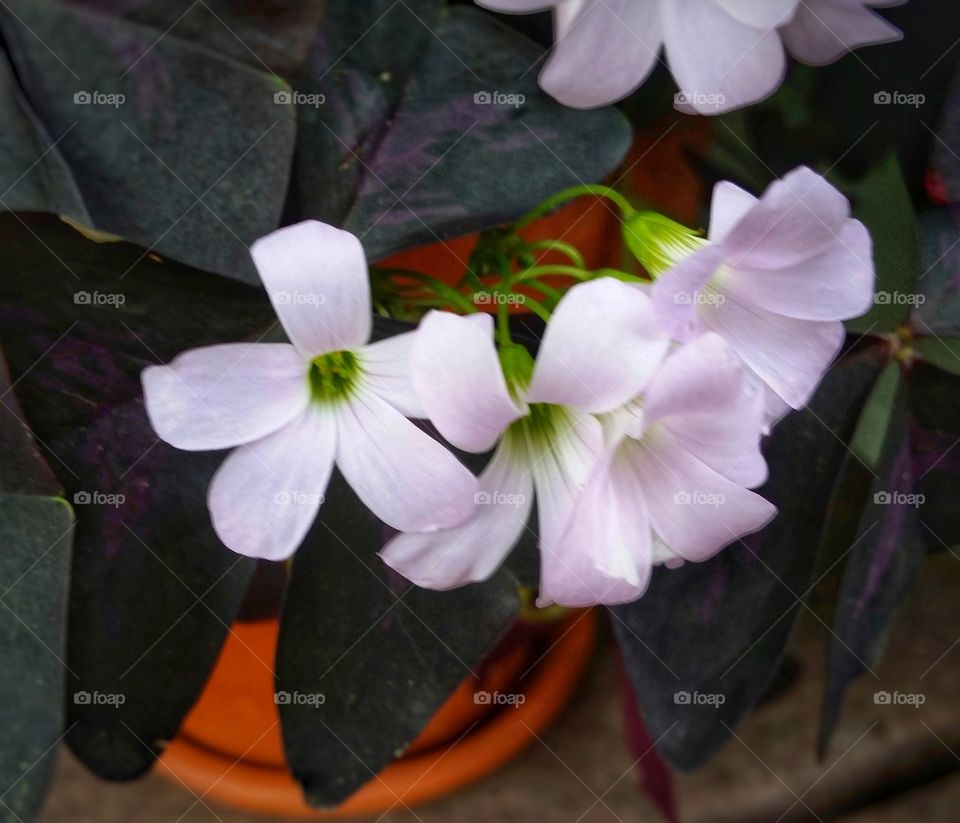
top-left (380, 278), bottom-right (670, 594)
top-left (548, 333), bottom-right (775, 606)
top-left (142, 221), bottom-right (478, 561)
top-left (478, 0), bottom-right (902, 113)
top-left (649, 167), bottom-right (875, 418)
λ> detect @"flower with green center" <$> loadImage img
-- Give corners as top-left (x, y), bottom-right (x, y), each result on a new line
top-left (141, 220), bottom-right (478, 561)
top-left (380, 277), bottom-right (670, 606)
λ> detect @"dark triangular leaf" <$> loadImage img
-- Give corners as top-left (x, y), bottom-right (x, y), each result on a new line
top-left (611, 339), bottom-right (889, 770)
top-left (276, 472), bottom-right (520, 807)
top-left (295, 0), bottom-right (632, 261)
top-left (0, 352), bottom-right (73, 823)
top-left (0, 0), bottom-right (297, 282)
top-left (0, 215), bottom-right (276, 778)
top-left (909, 360), bottom-right (960, 552)
top-left (819, 368), bottom-right (925, 751)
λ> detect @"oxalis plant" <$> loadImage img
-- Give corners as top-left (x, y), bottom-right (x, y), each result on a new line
top-left (1, 0), bottom-right (959, 820)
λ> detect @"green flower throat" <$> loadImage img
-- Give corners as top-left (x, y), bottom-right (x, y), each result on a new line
top-left (308, 350), bottom-right (362, 404)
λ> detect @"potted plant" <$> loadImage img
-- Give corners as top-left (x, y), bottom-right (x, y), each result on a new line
top-left (1, 2), bottom-right (958, 822)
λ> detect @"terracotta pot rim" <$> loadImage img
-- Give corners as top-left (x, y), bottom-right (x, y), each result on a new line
top-left (159, 609), bottom-right (598, 819)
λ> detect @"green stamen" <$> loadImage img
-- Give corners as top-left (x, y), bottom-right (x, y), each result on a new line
top-left (504, 403), bottom-right (573, 458)
top-left (623, 211), bottom-right (707, 278)
top-left (307, 350), bottom-right (362, 404)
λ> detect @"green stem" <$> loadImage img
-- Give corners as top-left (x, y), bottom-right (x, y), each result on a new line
top-left (375, 269), bottom-right (477, 314)
top-left (515, 184), bottom-right (634, 229)
top-left (513, 265), bottom-right (592, 282)
top-left (496, 302), bottom-right (512, 347)
top-left (526, 239), bottom-right (586, 269)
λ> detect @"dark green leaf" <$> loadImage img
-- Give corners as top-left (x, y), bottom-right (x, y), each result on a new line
top-left (819, 370), bottom-right (925, 752)
top-left (833, 155), bottom-right (918, 334)
top-left (0, 353), bottom-right (73, 823)
top-left (912, 209), bottom-right (960, 338)
top-left (0, 0), bottom-right (297, 283)
top-left (277, 472), bottom-right (520, 807)
top-left (612, 339), bottom-right (889, 770)
top-left (295, 0), bottom-right (632, 261)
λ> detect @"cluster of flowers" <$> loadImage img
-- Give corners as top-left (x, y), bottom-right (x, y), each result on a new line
top-left (479, 0), bottom-right (904, 113)
top-left (142, 167), bottom-right (874, 607)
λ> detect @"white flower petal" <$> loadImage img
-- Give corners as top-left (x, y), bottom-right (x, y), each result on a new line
top-left (336, 390), bottom-right (478, 532)
top-left (250, 220), bottom-right (371, 357)
top-left (380, 443), bottom-right (533, 589)
top-left (702, 294), bottom-right (846, 409)
top-left (411, 311), bottom-right (525, 453)
top-left (662, 0), bottom-right (786, 114)
top-left (528, 410), bottom-right (604, 604)
top-left (721, 166), bottom-right (851, 269)
top-left (207, 407), bottom-right (337, 561)
top-left (651, 243), bottom-right (727, 342)
top-left (632, 438), bottom-right (777, 561)
top-left (643, 334), bottom-right (768, 488)
top-left (528, 278), bottom-right (670, 413)
top-left (142, 343), bottom-right (309, 451)
top-left (543, 450), bottom-right (652, 607)
top-left (781, 0), bottom-right (903, 66)
top-left (540, 0), bottom-right (662, 109)
top-left (360, 331), bottom-right (426, 419)
top-left (713, 0), bottom-right (799, 29)
top-left (708, 180), bottom-right (759, 243)
top-left (718, 219), bottom-right (875, 321)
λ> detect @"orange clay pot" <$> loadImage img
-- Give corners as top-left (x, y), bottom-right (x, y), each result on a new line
top-left (158, 610), bottom-right (598, 818)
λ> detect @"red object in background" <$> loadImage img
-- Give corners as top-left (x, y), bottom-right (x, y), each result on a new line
top-left (925, 168), bottom-right (953, 206)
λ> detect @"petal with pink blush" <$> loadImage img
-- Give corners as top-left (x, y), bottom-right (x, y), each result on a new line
top-left (643, 334), bottom-right (768, 488)
top-left (380, 443), bottom-right (533, 589)
top-left (207, 407), bottom-right (337, 561)
top-left (528, 278), bottom-right (669, 413)
top-left (708, 180), bottom-right (758, 243)
top-left (142, 343), bottom-right (309, 451)
top-left (651, 243), bottom-right (726, 341)
top-left (718, 219), bottom-right (875, 321)
top-left (714, 0), bottom-right (799, 29)
top-left (542, 451), bottom-right (652, 607)
top-left (411, 311), bottom-right (525, 453)
top-left (662, 0), bottom-right (786, 114)
top-left (781, 0), bottom-right (903, 66)
top-left (631, 438), bottom-right (777, 562)
top-left (722, 167), bottom-right (851, 268)
top-left (540, 0), bottom-right (662, 109)
top-left (360, 332), bottom-right (426, 419)
top-left (336, 390), bottom-right (478, 533)
top-left (702, 294), bottom-right (846, 409)
top-left (250, 221), bottom-right (371, 357)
